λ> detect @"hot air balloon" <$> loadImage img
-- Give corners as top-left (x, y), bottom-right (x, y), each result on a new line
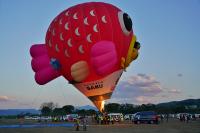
top-left (30, 2), bottom-right (140, 112)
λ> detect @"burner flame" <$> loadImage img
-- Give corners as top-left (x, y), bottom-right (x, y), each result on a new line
top-left (100, 100), bottom-right (105, 112)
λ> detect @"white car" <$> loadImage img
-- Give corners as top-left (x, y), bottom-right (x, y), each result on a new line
top-left (108, 113), bottom-right (124, 122)
top-left (124, 114), bottom-right (136, 120)
top-left (31, 116), bottom-right (40, 120)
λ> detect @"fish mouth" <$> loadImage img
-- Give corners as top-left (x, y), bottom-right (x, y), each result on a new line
top-left (124, 35), bottom-right (140, 68)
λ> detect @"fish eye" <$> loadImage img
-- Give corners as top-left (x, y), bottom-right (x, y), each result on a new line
top-left (118, 11), bottom-right (132, 36)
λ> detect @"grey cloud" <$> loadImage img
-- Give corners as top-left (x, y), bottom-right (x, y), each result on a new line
top-left (177, 73), bottom-right (183, 77)
top-left (111, 74), bottom-right (164, 104)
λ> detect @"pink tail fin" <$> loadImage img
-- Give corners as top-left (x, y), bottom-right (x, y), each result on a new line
top-left (30, 44), bottom-right (48, 58)
top-left (35, 66), bottom-right (61, 85)
top-left (30, 44), bottom-right (61, 85)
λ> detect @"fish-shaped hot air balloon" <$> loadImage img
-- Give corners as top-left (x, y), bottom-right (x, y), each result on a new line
top-left (30, 2), bottom-right (140, 112)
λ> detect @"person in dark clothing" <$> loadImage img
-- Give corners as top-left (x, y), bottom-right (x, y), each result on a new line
top-left (166, 114), bottom-right (169, 122)
top-left (75, 119), bottom-right (80, 131)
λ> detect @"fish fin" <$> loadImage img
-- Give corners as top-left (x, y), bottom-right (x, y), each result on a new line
top-left (71, 61), bottom-right (89, 82)
top-left (30, 44), bottom-right (48, 58)
top-left (91, 41), bottom-right (118, 76)
top-left (30, 44), bottom-right (61, 85)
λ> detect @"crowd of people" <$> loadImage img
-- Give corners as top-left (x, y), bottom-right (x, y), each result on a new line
top-left (179, 114), bottom-right (196, 123)
top-left (74, 113), bottom-right (122, 131)
top-left (160, 113), bottom-right (198, 123)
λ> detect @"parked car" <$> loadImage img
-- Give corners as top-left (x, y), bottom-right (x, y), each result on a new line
top-left (31, 116), bottom-right (41, 120)
top-left (65, 114), bottom-right (79, 121)
top-left (133, 111), bottom-right (159, 124)
top-left (124, 114), bottom-right (136, 120)
top-left (108, 113), bottom-right (124, 122)
top-left (24, 116), bottom-right (32, 120)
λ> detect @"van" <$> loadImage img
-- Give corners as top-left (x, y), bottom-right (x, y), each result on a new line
top-left (133, 111), bottom-right (158, 124)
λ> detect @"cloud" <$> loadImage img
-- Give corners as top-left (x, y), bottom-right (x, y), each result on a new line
top-left (110, 74), bottom-right (164, 104)
top-left (109, 74), bottom-right (183, 104)
top-left (0, 96), bottom-right (16, 103)
top-left (135, 96), bottom-right (153, 104)
top-left (0, 96), bottom-right (37, 109)
top-left (177, 73), bottom-right (183, 77)
top-left (168, 89), bottom-right (181, 94)
top-left (0, 96), bottom-right (10, 102)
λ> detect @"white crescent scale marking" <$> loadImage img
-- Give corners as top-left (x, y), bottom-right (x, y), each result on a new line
top-left (86, 34), bottom-right (92, 43)
top-left (67, 38), bottom-right (73, 47)
top-left (84, 17), bottom-right (89, 25)
top-left (73, 12), bottom-right (78, 19)
top-left (48, 40), bottom-right (52, 47)
top-left (102, 16), bottom-right (107, 23)
top-left (65, 11), bottom-right (69, 16)
top-left (52, 29), bottom-right (55, 36)
top-left (93, 24), bottom-right (98, 32)
top-left (79, 45), bottom-right (84, 54)
top-left (60, 33), bottom-right (64, 41)
top-left (64, 49), bottom-right (70, 57)
top-left (65, 22), bottom-right (69, 30)
top-left (75, 27), bottom-right (80, 36)
top-left (59, 18), bottom-right (62, 25)
top-left (55, 44), bottom-right (59, 52)
top-left (90, 10), bottom-right (95, 16)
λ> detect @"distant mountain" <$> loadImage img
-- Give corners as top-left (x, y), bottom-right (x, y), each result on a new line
top-left (157, 99), bottom-right (200, 107)
top-left (76, 105), bottom-right (98, 111)
top-left (0, 109), bottom-right (40, 116)
top-left (0, 106), bottom-right (97, 116)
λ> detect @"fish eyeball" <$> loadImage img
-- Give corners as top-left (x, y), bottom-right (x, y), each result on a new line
top-left (118, 11), bottom-right (132, 36)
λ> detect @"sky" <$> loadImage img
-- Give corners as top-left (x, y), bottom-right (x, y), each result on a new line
top-left (0, 0), bottom-right (200, 109)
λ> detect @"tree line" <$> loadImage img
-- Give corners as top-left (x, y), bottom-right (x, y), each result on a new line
top-left (105, 103), bottom-right (200, 114)
top-left (40, 102), bottom-right (96, 116)
top-left (40, 102), bottom-right (200, 116)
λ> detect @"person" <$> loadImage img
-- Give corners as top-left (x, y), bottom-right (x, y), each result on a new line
top-left (75, 118), bottom-right (80, 131)
top-left (110, 116), bottom-right (114, 124)
top-left (180, 114), bottom-right (183, 122)
top-left (184, 114), bottom-right (186, 122)
top-left (192, 114), bottom-right (196, 121)
top-left (186, 115), bottom-right (190, 123)
top-left (94, 114), bottom-right (98, 124)
top-left (160, 114), bottom-right (164, 122)
top-left (166, 114), bottom-right (169, 122)
top-left (98, 115), bottom-right (101, 124)
top-left (82, 117), bottom-right (87, 131)
top-left (100, 116), bottom-right (103, 124)
top-left (107, 116), bottom-right (110, 125)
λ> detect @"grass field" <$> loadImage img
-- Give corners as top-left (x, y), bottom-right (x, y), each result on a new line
top-left (0, 118), bottom-right (199, 133)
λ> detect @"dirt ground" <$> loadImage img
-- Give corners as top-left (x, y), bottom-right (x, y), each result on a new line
top-left (0, 118), bottom-right (199, 133)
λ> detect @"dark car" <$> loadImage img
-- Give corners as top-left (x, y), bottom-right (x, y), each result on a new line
top-left (133, 111), bottom-right (159, 124)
